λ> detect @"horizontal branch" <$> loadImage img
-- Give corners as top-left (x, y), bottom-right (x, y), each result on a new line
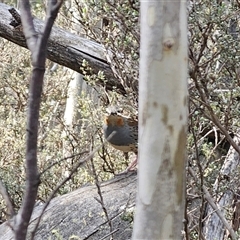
top-left (0, 3), bottom-right (126, 95)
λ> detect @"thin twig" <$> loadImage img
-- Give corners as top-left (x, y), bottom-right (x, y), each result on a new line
top-left (188, 167), bottom-right (237, 240)
top-left (40, 151), bottom-right (88, 175)
top-left (99, 229), bottom-right (119, 240)
top-left (14, 1), bottom-right (63, 239)
top-left (0, 179), bottom-right (15, 219)
top-left (192, 75), bottom-right (240, 157)
top-left (83, 193), bottom-right (133, 240)
top-left (189, 114), bottom-right (205, 239)
top-left (30, 132), bottom-right (116, 239)
top-left (90, 135), bottom-right (113, 237)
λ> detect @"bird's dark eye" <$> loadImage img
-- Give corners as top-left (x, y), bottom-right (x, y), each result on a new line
top-left (116, 108), bottom-right (123, 114)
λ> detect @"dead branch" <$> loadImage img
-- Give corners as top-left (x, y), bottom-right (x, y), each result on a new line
top-left (0, 173), bottom-right (136, 240)
top-left (12, 1), bottom-right (63, 239)
top-left (0, 2), bottom-right (126, 95)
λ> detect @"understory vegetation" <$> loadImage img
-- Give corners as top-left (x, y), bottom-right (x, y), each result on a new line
top-left (0, 0), bottom-right (240, 238)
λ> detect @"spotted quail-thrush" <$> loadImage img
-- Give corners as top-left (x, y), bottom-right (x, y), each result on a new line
top-left (103, 106), bottom-right (138, 171)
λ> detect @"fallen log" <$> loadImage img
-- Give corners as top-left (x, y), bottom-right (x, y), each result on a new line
top-left (0, 3), bottom-right (126, 95)
top-left (0, 172), bottom-right (137, 239)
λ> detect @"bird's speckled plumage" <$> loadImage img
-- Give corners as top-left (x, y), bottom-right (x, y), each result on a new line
top-left (103, 107), bottom-right (138, 154)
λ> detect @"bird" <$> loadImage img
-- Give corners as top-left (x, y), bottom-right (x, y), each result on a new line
top-left (103, 106), bottom-right (138, 172)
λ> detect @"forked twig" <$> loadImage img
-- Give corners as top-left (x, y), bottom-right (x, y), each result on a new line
top-left (30, 132), bottom-right (115, 239)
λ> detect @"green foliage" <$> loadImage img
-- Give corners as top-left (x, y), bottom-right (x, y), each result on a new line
top-left (64, 0), bottom-right (139, 108)
top-left (188, 0), bottom-right (240, 238)
top-left (121, 207), bottom-right (134, 224)
top-left (1, 0), bottom-right (240, 238)
top-left (0, 0), bottom-right (137, 218)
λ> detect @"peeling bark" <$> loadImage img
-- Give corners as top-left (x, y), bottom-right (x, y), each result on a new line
top-left (133, 1), bottom-right (188, 239)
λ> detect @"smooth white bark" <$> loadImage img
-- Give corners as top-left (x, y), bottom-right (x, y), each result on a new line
top-left (133, 1), bottom-right (188, 239)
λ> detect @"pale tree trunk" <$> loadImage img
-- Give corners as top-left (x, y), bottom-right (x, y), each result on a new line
top-left (63, 72), bottom-right (81, 127)
top-left (62, 0), bottom-right (100, 158)
top-left (132, 1), bottom-right (188, 239)
top-left (63, 0), bottom-right (100, 131)
top-left (63, 0), bottom-right (84, 130)
top-left (62, 1), bottom-right (84, 159)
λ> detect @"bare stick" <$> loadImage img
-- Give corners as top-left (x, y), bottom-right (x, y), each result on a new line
top-left (91, 159), bottom-right (113, 235)
top-left (40, 151), bottom-right (89, 176)
top-left (13, 1), bottom-right (63, 239)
